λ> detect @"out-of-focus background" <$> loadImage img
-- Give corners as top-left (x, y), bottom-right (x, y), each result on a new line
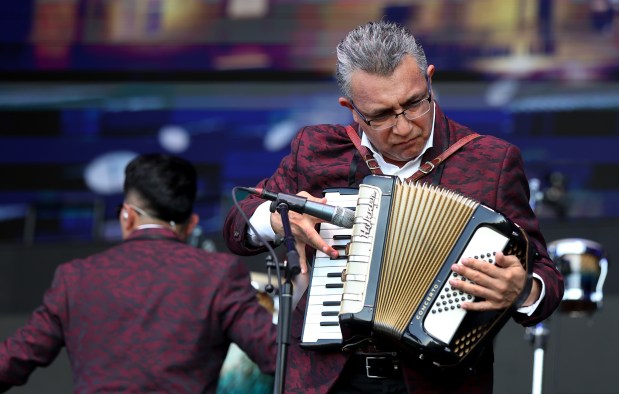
top-left (0, 1), bottom-right (617, 393)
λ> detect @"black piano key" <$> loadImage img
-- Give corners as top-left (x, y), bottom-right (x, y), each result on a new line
top-left (323, 301), bottom-right (341, 306)
top-left (327, 272), bottom-right (343, 277)
top-left (332, 244), bottom-right (347, 250)
top-left (332, 234), bottom-right (352, 240)
top-left (330, 255), bottom-right (347, 260)
top-left (321, 311), bottom-right (338, 316)
top-left (325, 283), bottom-right (344, 289)
top-left (320, 321), bottom-right (340, 326)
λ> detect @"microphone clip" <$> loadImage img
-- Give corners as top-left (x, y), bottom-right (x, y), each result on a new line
top-left (268, 193), bottom-right (309, 215)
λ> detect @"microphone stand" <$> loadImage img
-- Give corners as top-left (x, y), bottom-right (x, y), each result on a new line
top-left (272, 201), bottom-right (301, 394)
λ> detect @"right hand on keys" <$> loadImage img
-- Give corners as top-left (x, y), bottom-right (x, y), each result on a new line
top-left (269, 191), bottom-right (341, 274)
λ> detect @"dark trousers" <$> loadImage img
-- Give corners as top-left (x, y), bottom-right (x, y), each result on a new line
top-left (329, 354), bottom-right (407, 394)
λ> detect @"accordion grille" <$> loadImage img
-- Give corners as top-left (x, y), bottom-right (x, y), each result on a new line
top-left (373, 181), bottom-right (479, 338)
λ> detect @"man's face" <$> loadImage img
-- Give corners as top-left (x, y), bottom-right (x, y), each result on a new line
top-left (348, 56), bottom-right (434, 166)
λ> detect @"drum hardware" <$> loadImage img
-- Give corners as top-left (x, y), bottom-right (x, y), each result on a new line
top-left (548, 238), bottom-right (608, 317)
top-left (525, 322), bottom-right (550, 394)
top-left (526, 238), bottom-right (609, 394)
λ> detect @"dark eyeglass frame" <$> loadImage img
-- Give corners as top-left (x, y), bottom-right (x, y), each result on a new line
top-left (350, 80), bottom-right (433, 131)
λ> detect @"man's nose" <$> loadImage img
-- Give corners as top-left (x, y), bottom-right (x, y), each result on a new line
top-left (391, 114), bottom-right (413, 135)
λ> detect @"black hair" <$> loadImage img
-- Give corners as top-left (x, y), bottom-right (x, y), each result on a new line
top-left (123, 153), bottom-right (197, 224)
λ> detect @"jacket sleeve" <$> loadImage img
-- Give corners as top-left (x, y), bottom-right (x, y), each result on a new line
top-left (215, 254), bottom-right (277, 375)
top-left (0, 265), bottom-right (67, 388)
top-left (495, 144), bottom-right (564, 326)
top-left (223, 123), bottom-right (359, 257)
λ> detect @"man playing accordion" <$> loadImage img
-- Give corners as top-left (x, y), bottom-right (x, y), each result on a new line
top-left (223, 20), bottom-right (564, 394)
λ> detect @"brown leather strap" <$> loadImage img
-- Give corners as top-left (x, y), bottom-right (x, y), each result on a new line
top-left (408, 132), bottom-right (481, 182)
top-left (345, 125), bottom-right (384, 175)
top-left (345, 125), bottom-right (481, 182)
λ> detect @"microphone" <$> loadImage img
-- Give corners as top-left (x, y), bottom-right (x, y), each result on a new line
top-left (239, 187), bottom-right (355, 229)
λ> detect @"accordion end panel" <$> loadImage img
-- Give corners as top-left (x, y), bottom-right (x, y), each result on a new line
top-left (401, 208), bottom-right (534, 368)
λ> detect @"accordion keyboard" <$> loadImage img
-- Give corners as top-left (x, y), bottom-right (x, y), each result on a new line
top-left (300, 190), bottom-right (358, 347)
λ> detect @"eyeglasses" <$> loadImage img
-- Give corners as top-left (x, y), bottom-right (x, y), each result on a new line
top-left (116, 203), bottom-right (177, 229)
top-left (351, 92), bottom-right (432, 131)
top-left (116, 203), bottom-right (154, 219)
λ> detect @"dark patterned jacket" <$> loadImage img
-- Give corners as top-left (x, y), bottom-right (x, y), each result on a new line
top-left (0, 227), bottom-right (277, 393)
top-left (223, 103), bottom-right (564, 393)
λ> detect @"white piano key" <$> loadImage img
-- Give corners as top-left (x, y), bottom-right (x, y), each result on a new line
top-left (344, 261), bottom-right (370, 276)
top-left (313, 256), bottom-right (348, 268)
top-left (303, 314), bottom-right (339, 324)
top-left (343, 273), bottom-right (366, 282)
top-left (341, 279), bottom-right (367, 295)
top-left (315, 248), bottom-right (348, 258)
top-left (323, 193), bottom-right (358, 205)
top-left (304, 313), bottom-right (339, 324)
top-left (309, 275), bottom-right (344, 287)
top-left (346, 242), bottom-right (372, 256)
top-left (302, 324), bottom-right (343, 342)
top-left (342, 293), bottom-right (364, 302)
top-left (305, 294), bottom-right (342, 305)
top-left (306, 304), bottom-right (340, 316)
top-left (346, 254), bottom-right (371, 264)
top-left (311, 266), bottom-right (345, 277)
top-left (307, 286), bottom-right (344, 297)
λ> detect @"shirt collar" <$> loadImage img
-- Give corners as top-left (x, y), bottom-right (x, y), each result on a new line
top-left (128, 226), bottom-right (179, 241)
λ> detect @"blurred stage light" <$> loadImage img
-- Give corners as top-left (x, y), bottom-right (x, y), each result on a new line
top-left (486, 79), bottom-right (520, 107)
top-left (158, 125), bottom-right (190, 153)
top-left (84, 151), bottom-right (138, 195)
top-left (226, 0), bottom-right (268, 19)
top-left (264, 119), bottom-right (297, 151)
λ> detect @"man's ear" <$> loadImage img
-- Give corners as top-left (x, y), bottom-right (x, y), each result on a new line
top-left (338, 97), bottom-right (353, 109)
top-left (427, 64), bottom-right (435, 83)
top-left (119, 207), bottom-right (137, 239)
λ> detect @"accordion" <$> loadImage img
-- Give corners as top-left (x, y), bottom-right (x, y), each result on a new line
top-left (302, 174), bottom-right (533, 368)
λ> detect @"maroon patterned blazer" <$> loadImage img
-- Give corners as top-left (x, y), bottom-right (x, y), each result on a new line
top-left (0, 227), bottom-right (277, 393)
top-left (223, 104), bottom-right (564, 393)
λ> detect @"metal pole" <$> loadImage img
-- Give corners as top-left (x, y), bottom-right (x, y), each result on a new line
top-left (528, 322), bottom-right (549, 394)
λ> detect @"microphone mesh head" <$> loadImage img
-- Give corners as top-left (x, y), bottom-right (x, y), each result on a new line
top-left (334, 206), bottom-right (355, 229)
